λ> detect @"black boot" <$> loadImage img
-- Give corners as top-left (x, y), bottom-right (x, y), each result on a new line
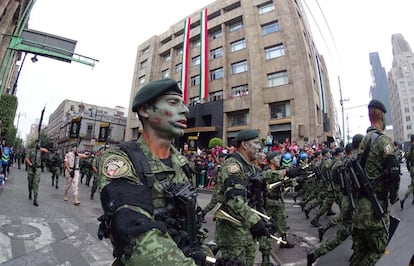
top-left (279, 233), bottom-right (295, 248)
top-left (56, 183), bottom-right (59, 189)
top-left (307, 251), bottom-right (316, 266)
top-left (29, 191), bottom-right (32, 200)
top-left (304, 208), bottom-right (310, 219)
top-left (33, 196), bottom-right (39, 207)
top-left (400, 199), bottom-right (405, 210)
top-left (52, 177), bottom-right (54, 186)
top-left (90, 193), bottom-right (94, 200)
top-left (318, 227), bottom-right (324, 242)
top-left (261, 254), bottom-right (278, 266)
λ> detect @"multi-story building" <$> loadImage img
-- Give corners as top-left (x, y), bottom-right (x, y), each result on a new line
top-left (0, 0), bottom-right (30, 96)
top-left (47, 99), bottom-right (126, 154)
top-left (369, 52), bottom-right (392, 126)
top-left (388, 33), bottom-right (414, 142)
top-left (126, 0), bottom-right (339, 148)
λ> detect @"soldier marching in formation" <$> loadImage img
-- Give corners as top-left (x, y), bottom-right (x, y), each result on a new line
top-left (401, 135), bottom-right (414, 209)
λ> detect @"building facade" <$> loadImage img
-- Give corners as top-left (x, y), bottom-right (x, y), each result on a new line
top-left (369, 52), bottom-right (392, 126)
top-left (0, 0), bottom-right (30, 96)
top-left (126, 0), bottom-right (338, 148)
top-left (46, 99), bottom-right (126, 155)
top-left (388, 33), bottom-right (414, 142)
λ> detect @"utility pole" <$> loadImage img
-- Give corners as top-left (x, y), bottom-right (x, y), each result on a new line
top-left (16, 112), bottom-right (27, 138)
top-left (338, 76), bottom-right (349, 145)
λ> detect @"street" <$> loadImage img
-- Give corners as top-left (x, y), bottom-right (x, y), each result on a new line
top-left (0, 164), bottom-right (413, 265)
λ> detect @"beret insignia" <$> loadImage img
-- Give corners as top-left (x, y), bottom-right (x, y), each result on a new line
top-left (228, 163), bottom-right (240, 174)
top-left (102, 155), bottom-right (131, 179)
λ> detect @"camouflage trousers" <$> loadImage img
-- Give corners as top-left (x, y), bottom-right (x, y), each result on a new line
top-left (350, 226), bottom-right (388, 266)
top-left (90, 173), bottom-right (99, 197)
top-left (266, 198), bottom-right (288, 234)
top-left (27, 169), bottom-right (41, 198)
top-left (51, 167), bottom-right (60, 184)
top-left (312, 190), bottom-right (339, 222)
top-left (316, 196), bottom-right (353, 258)
top-left (403, 168), bottom-right (414, 199)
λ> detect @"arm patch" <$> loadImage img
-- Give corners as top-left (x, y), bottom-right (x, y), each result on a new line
top-left (102, 155), bottom-right (131, 179)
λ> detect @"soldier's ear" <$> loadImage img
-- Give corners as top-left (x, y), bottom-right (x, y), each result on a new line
top-left (138, 105), bottom-right (149, 119)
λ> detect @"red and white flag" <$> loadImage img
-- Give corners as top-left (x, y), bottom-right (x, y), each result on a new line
top-left (199, 8), bottom-right (208, 101)
top-left (181, 17), bottom-right (191, 104)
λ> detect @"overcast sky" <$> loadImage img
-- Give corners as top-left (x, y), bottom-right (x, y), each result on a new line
top-left (13, 0), bottom-right (414, 141)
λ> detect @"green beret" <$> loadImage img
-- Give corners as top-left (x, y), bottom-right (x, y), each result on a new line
top-left (132, 78), bottom-right (182, 112)
top-left (235, 129), bottom-right (259, 142)
top-left (321, 148), bottom-right (330, 156)
top-left (333, 147), bottom-right (344, 156)
top-left (266, 151), bottom-right (280, 162)
top-left (368, 99), bottom-right (386, 113)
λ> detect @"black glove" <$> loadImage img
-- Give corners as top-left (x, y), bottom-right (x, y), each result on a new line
top-left (250, 219), bottom-right (270, 238)
top-left (286, 167), bottom-right (302, 178)
top-left (185, 247), bottom-right (206, 265)
top-left (266, 218), bottom-right (278, 234)
top-left (216, 256), bottom-right (246, 266)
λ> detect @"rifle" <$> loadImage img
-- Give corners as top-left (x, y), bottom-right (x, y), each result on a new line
top-left (33, 107), bottom-right (45, 172)
top-left (348, 159), bottom-right (389, 238)
top-left (339, 168), bottom-right (355, 209)
top-left (326, 170), bottom-right (338, 199)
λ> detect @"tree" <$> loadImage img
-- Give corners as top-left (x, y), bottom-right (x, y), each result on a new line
top-left (0, 94), bottom-right (18, 144)
top-left (208, 137), bottom-right (224, 149)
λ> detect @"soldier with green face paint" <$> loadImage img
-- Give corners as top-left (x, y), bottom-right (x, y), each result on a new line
top-left (97, 79), bottom-right (206, 266)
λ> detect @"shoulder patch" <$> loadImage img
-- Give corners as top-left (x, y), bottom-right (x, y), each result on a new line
top-left (227, 163), bottom-right (240, 174)
top-left (384, 144), bottom-right (393, 154)
top-left (102, 155), bottom-right (131, 179)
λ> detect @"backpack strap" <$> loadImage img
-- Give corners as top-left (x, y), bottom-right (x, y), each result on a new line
top-left (360, 132), bottom-right (381, 168)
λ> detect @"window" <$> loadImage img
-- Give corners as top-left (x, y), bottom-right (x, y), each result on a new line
top-left (162, 52), bottom-right (171, 62)
top-left (86, 124), bottom-right (93, 138)
top-left (231, 84), bottom-right (249, 97)
top-left (228, 110), bottom-right (249, 127)
top-left (229, 21), bottom-right (243, 32)
top-left (192, 55), bottom-right (200, 66)
top-left (261, 21), bottom-right (280, 35)
top-left (407, 124), bottom-right (412, 130)
top-left (223, 1), bottom-right (241, 12)
top-left (270, 101), bottom-right (291, 119)
top-left (162, 69), bottom-right (170, 78)
top-left (406, 116), bottom-right (411, 122)
top-left (258, 2), bottom-right (275, 14)
top-left (138, 75), bottom-right (145, 84)
top-left (405, 107), bottom-right (410, 113)
top-left (131, 127), bottom-right (139, 140)
top-left (210, 29), bottom-right (223, 40)
top-left (175, 63), bottom-right (182, 73)
top-left (140, 59), bottom-right (148, 69)
top-left (210, 47), bottom-right (223, 59)
top-left (209, 90), bottom-right (223, 101)
top-left (141, 46), bottom-right (149, 55)
top-left (231, 39), bottom-right (246, 52)
top-left (265, 44), bottom-right (285, 59)
top-left (231, 60), bottom-right (248, 74)
top-left (191, 75), bottom-right (200, 86)
top-left (267, 71), bottom-right (288, 87)
top-left (175, 46), bottom-right (183, 56)
top-left (191, 38), bottom-right (200, 48)
top-left (189, 96), bottom-right (200, 106)
top-left (210, 68), bottom-right (224, 80)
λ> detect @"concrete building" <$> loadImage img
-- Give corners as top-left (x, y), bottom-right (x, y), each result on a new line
top-left (125, 0), bottom-right (339, 148)
top-left (0, 0), bottom-right (30, 96)
top-left (46, 99), bottom-right (126, 155)
top-left (369, 52), bottom-right (392, 126)
top-left (388, 33), bottom-right (414, 142)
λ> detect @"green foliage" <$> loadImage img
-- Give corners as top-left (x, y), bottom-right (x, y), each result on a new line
top-left (0, 94), bottom-right (18, 144)
top-left (208, 137), bottom-right (224, 149)
top-left (27, 129), bottom-right (53, 150)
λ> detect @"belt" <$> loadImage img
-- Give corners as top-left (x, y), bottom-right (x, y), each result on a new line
top-left (68, 168), bottom-right (80, 170)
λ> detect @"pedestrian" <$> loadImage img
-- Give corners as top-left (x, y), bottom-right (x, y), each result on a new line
top-left (350, 99), bottom-right (400, 266)
top-left (1, 139), bottom-right (11, 180)
top-left (50, 150), bottom-right (62, 189)
top-left (24, 142), bottom-right (49, 206)
top-left (401, 135), bottom-right (414, 209)
top-left (63, 144), bottom-right (88, 205)
top-left (97, 78), bottom-right (207, 265)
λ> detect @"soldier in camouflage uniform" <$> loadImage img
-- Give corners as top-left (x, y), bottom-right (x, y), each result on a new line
top-left (90, 147), bottom-right (104, 200)
top-left (24, 143), bottom-right (49, 206)
top-left (214, 129), bottom-right (272, 266)
top-left (263, 151), bottom-right (296, 249)
top-left (97, 79), bottom-right (204, 265)
top-left (350, 100), bottom-right (400, 266)
top-left (401, 135), bottom-right (414, 209)
top-left (50, 150), bottom-right (62, 189)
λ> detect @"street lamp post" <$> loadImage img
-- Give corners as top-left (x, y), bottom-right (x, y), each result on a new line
top-left (338, 76), bottom-right (349, 145)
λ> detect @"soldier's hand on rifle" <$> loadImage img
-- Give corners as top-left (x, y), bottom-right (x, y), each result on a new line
top-left (250, 219), bottom-right (270, 238)
top-left (266, 218), bottom-right (278, 234)
top-left (285, 167), bottom-right (307, 178)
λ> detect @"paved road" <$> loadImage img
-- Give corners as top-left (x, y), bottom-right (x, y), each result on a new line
top-left (1, 163), bottom-right (413, 265)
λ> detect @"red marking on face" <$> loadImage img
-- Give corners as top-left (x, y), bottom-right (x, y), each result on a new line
top-left (164, 110), bottom-right (173, 117)
top-left (153, 117), bottom-right (162, 125)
